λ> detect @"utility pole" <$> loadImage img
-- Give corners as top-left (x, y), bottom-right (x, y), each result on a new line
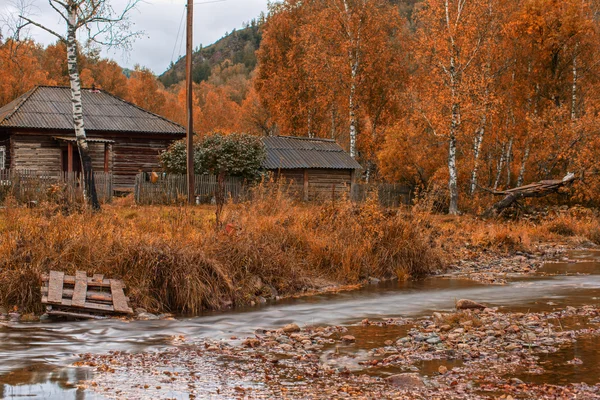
top-left (186, 0), bottom-right (195, 205)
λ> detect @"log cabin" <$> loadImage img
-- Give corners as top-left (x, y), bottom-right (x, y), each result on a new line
top-left (263, 136), bottom-right (362, 201)
top-left (0, 86), bottom-right (185, 192)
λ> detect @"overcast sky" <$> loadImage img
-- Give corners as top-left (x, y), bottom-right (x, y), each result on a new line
top-left (1, 0), bottom-right (269, 75)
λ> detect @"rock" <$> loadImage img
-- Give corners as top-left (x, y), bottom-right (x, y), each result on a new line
top-left (282, 323), bottom-right (301, 333)
top-left (386, 373), bottom-right (425, 389)
top-left (256, 296), bottom-right (267, 305)
top-left (279, 344), bottom-right (293, 352)
top-left (255, 328), bottom-right (268, 335)
top-left (0, 306), bottom-right (7, 315)
top-left (433, 312), bottom-right (443, 321)
top-left (19, 314), bottom-right (39, 323)
top-left (456, 299), bottom-right (487, 310)
top-left (426, 336), bottom-right (442, 345)
top-left (438, 365), bottom-right (448, 374)
top-left (134, 308), bottom-right (147, 314)
top-left (368, 277), bottom-right (381, 285)
top-left (507, 325), bottom-right (520, 333)
top-left (522, 332), bottom-right (537, 342)
top-left (384, 340), bottom-right (394, 346)
top-left (243, 338), bottom-right (261, 348)
top-left (505, 343), bottom-right (522, 351)
top-left (137, 312), bottom-right (159, 320)
top-left (440, 325), bottom-right (452, 332)
top-left (460, 320), bottom-right (474, 328)
top-left (158, 313), bottom-right (174, 320)
top-left (341, 335), bottom-right (356, 343)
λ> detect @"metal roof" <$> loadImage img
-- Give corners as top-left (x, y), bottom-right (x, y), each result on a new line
top-left (0, 86), bottom-right (185, 135)
top-left (263, 136), bottom-right (362, 170)
top-left (53, 136), bottom-right (115, 144)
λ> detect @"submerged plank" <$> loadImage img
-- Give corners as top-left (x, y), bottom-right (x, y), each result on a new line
top-left (47, 271), bottom-right (64, 304)
top-left (72, 271), bottom-right (88, 308)
top-left (47, 310), bottom-right (107, 320)
top-left (110, 280), bottom-right (132, 314)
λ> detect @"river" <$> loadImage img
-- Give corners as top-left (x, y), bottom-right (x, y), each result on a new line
top-left (1, 249), bottom-right (599, 399)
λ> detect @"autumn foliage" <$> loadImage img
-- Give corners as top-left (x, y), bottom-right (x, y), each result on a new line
top-left (3, 0), bottom-right (600, 212)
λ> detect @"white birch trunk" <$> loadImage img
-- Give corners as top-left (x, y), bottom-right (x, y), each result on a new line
top-left (445, 0), bottom-right (460, 215)
top-left (571, 52), bottom-right (578, 121)
top-left (344, 0), bottom-right (359, 159)
top-left (67, 5), bottom-right (100, 209)
top-left (493, 142), bottom-right (507, 191)
top-left (505, 137), bottom-right (513, 187)
top-left (469, 115), bottom-right (486, 195)
top-left (517, 145), bottom-right (530, 187)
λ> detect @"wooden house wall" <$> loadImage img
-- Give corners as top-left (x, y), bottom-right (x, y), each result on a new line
top-left (109, 138), bottom-right (174, 190)
top-left (5, 132), bottom-right (178, 190)
top-left (0, 133), bottom-right (10, 169)
top-left (272, 168), bottom-right (354, 201)
top-left (10, 134), bottom-right (108, 176)
top-left (307, 169), bottom-right (353, 201)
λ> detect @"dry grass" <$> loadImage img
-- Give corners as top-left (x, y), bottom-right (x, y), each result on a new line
top-left (0, 186), bottom-right (444, 314)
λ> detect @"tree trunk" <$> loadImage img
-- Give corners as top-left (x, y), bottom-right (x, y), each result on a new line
top-left (344, 0), bottom-right (359, 159)
top-left (469, 118), bottom-right (485, 195)
top-left (517, 145), bottom-right (530, 187)
top-left (505, 137), bottom-right (513, 187)
top-left (448, 65), bottom-right (460, 215)
top-left (493, 142), bottom-right (507, 191)
top-left (348, 59), bottom-right (358, 158)
top-left (571, 51), bottom-right (578, 121)
top-left (67, 8), bottom-right (100, 210)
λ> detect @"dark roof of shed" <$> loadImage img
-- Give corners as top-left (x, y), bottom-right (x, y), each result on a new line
top-left (263, 136), bottom-right (362, 170)
top-left (0, 86), bottom-right (185, 135)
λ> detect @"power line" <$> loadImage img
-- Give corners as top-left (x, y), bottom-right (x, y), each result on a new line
top-left (170, 5), bottom-right (186, 65)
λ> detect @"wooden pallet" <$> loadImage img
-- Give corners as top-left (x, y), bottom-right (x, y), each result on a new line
top-left (41, 271), bottom-right (133, 318)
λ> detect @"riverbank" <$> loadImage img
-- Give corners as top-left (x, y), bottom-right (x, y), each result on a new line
top-left (78, 304), bottom-right (600, 399)
top-left (1, 198), bottom-right (598, 319)
top-left (0, 195), bottom-right (443, 317)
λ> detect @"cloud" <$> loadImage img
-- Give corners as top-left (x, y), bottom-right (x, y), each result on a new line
top-left (1, 0), bottom-right (269, 74)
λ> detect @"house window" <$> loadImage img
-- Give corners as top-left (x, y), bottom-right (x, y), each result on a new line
top-left (0, 146), bottom-right (5, 170)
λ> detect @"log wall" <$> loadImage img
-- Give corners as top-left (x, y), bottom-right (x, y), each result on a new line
top-left (110, 138), bottom-right (175, 190)
top-left (273, 168), bottom-right (354, 201)
top-left (10, 134), bottom-right (108, 177)
top-left (0, 134), bottom-right (9, 170)
top-left (4, 131), bottom-right (180, 190)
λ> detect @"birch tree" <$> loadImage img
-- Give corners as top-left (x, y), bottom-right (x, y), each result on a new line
top-left (17, 0), bottom-right (141, 209)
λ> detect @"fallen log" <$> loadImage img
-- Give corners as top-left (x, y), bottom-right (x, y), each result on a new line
top-left (482, 173), bottom-right (577, 218)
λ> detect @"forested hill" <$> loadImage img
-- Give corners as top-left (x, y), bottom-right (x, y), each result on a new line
top-left (159, 20), bottom-right (262, 87)
top-left (157, 1), bottom-right (422, 88)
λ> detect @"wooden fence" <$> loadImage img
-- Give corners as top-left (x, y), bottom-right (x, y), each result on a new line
top-left (0, 170), bottom-right (113, 204)
top-left (352, 183), bottom-right (413, 207)
top-left (134, 173), bottom-right (245, 205)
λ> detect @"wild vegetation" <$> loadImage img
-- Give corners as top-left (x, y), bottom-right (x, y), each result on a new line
top-left (0, 186), bottom-right (444, 314)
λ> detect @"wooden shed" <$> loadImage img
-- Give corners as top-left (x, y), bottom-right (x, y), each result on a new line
top-left (0, 86), bottom-right (185, 191)
top-left (263, 136), bottom-right (362, 201)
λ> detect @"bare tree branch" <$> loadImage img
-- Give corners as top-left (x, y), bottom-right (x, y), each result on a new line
top-left (18, 15), bottom-right (65, 40)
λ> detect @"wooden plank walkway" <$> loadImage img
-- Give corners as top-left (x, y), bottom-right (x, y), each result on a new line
top-left (41, 270), bottom-right (133, 317)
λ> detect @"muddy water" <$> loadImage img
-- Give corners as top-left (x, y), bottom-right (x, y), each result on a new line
top-left (1, 249), bottom-right (599, 398)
